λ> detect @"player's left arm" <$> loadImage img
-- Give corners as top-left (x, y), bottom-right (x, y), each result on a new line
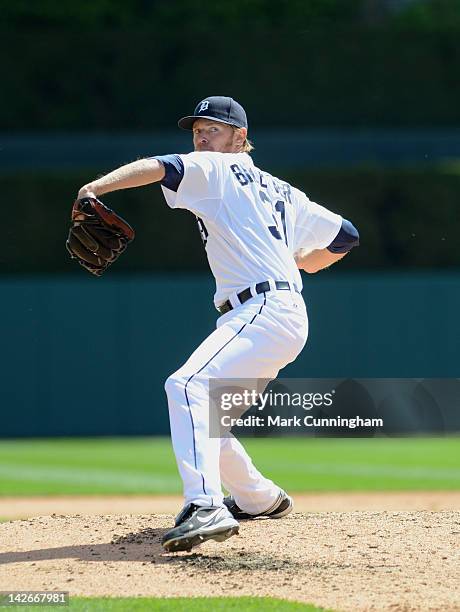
top-left (295, 248), bottom-right (347, 273)
top-left (295, 218), bottom-right (359, 273)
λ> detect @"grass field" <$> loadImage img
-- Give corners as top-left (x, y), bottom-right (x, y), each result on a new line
top-left (0, 436), bottom-right (459, 495)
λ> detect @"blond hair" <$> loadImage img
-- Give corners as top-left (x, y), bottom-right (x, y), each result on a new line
top-left (241, 138), bottom-right (254, 154)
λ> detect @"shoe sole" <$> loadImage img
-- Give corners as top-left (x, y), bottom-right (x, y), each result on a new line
top-left (162, 524), bottom-right (239, 553)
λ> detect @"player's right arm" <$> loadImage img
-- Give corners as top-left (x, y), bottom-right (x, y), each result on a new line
top-left (77, 158), bottom-right (166, 200)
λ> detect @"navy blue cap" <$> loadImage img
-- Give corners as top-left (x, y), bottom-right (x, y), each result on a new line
top-left (178, 96), bottom-right (248, 131)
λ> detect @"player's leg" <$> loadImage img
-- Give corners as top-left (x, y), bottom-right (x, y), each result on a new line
top-left (164, 290), bottom-right (307, 510)
top-left (219, 434), bottom-right (282, 514)
top-left (218, 290), bottom-right (308, 514)
top-left (164, 321), bottom-right (248, 509)
top-left (162, 323), bottom-right (247, 551)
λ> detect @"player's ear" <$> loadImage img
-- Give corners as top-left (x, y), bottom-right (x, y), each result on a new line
top-left (234, 127), bottom-right (247, 147)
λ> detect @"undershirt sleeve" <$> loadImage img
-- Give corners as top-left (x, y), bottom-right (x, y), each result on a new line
top-left (327, 218), bottom-right (360, 253)
top-left (151, 154), bottom-right (184, 192)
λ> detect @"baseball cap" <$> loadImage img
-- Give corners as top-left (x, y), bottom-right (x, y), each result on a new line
top-left (178, 96), bottom-right (248, 131)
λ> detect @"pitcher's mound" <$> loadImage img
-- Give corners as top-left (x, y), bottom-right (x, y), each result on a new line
top-left (0, 511), bottom-right (459, 611)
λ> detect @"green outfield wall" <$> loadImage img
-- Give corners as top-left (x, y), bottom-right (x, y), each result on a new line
top-left (1, 273), bottom-right (458, 437)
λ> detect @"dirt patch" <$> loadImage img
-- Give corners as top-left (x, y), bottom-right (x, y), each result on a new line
top-left (1, 491), bottom-right (460, 520)
top-left (0, 510), bottom-right (459, 611)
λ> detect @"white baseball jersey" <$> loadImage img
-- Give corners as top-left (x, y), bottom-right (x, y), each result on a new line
top-left (160, 151), bottom-right (342, 307)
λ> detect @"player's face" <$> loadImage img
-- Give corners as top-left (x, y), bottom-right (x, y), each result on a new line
top-left (192, 119), bottom-right (245, 153)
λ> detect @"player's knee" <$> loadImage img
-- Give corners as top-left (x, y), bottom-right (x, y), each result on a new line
top-left (164, 371), bottom-right (187, 398)
top-left (165, 371), bottom-right (209, 407)
top-left (164, 373), bottom-right (178, 397)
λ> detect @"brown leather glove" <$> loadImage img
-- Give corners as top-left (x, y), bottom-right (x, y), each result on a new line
top-left (66, 197), bottom-right (135, 276)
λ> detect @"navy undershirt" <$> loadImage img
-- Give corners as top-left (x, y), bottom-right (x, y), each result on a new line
top-left (327, 219), bottom-right (360, 253)
top-left (152, 154), bottom-right (184, 192)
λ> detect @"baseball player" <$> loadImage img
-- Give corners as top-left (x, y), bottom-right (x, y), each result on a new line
top-left (76, 96), bottom-right (359, 552)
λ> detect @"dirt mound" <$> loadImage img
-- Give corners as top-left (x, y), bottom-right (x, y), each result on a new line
top-left (0, 511), bottom-right (459, 611)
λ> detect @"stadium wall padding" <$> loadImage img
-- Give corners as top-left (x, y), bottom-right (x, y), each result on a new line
top-left (1, 273), bottom-right (459, 437)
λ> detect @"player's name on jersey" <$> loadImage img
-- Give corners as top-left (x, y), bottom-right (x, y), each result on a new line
top-left (230, 162), bottom-right (292, 202)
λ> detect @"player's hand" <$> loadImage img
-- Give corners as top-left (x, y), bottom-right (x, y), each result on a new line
top-left (77, 184), bottom-right (97, 201)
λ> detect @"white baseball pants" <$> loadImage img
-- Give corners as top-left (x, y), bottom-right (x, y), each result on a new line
top-left (164, 289), bottom-right (308, 514)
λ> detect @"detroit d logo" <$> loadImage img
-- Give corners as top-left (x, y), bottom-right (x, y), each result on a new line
top-left (198, 101), bottom-right (210, 113)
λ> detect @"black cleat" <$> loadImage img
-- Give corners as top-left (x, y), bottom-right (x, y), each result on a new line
top-left (223, 490), bottom-right (293, 520)
top-left (161, 503), bottom-right (239, 553)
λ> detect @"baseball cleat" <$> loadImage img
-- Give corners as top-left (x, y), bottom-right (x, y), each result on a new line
top-left (161, 503), bottom-right (239, 552)
top-left (223, 490), bottom-right (293, 520)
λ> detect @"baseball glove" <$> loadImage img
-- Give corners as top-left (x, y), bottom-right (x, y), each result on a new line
top-left (66, 197), bottom-right (135, 276)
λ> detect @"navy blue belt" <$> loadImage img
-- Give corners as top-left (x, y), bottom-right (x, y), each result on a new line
top-left (218, 280), bottom-right (300, 315)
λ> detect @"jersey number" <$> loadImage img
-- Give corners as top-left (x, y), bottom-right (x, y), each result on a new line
top-left (259, 191), bottom-right (288, 246)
